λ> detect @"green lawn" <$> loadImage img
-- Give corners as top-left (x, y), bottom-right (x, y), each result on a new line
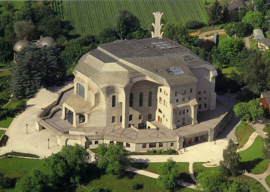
top-left (0, 117), bottom-right (13, 128)
top-left (0, 130), bottom-right (5, 138)
top-left (0, 158), bottom-right (44, 179)
top-left (235, 122), bottom-right (255, 149)
top-left (221, 66), bottom-right (240, 77)
top-left (132, 162), bottom-right (194, 184)
top-left (236, 175), bottom-right (267, 192)
top-left (239, 136), bottom-right (269, 174)
top-left (266, 175), bottom-right (270, 188)
top-left (218, 34), bottom-right (227, 42)
top-left (3, 98), bottom-right (27, 110)
top-left (0, 70), bottom-right (11, 77)
top-left (263, 124), bottom-right (270, 132)
top-left (77, 165), bottom-right (195, 192)
top-left (193, 162), bottom-right (220, 175)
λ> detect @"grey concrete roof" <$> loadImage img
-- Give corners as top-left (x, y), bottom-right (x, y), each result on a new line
top-left (258, 38), bottom-right (270, 47)
top-left (38, 36), bottom-right (56, 47)
top-left (228, 0), bottom-right (246, 12)
top-left (74, 38), bottom-right (215, 88)
top-left (65, 94), bottom-right (92, 113)
top-left (13, 39), bottom-right (30, 52)
top-left (261, 91), bottom-right (270, 105)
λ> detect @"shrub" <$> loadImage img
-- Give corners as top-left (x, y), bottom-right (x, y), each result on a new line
top-left (185, 20), bottom-right (205, 29)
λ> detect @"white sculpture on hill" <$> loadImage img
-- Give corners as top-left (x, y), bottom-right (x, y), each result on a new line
top-left (151, 11), bottom-right (164, 38)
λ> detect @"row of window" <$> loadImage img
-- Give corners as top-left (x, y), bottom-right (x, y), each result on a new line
top-left (198, 90), bottom-right (206, 95)
top-left (176, 96), bottom-right (191, 103)
top-left (159, 97), bottom-right (167, 107)
top-left (175, 88), bottom-right (193, 96)
top-left (159, 88), bottom-right (168, 96)
top-left (111, 114), bottom-right (152, 123)
top-left (142, 142), bottom-right (174, 148)
top-left (129, 92), bottom-right (152, 107)
top-left (199, 103), bottom-right (207, 109)
top-left (178, 109), bottom-right (189, 115)
top-left (198, 97), bottom-right (207, 101)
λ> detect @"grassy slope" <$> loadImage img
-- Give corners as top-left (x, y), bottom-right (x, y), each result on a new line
top-left (63, 0), bottom-right (208, 36)
top-left (0, 117), bottom-right (12, 128)
top-left (266, 175), bottom-right (270, 188)
top-left (235, 122), bottom-right (255, 149)
top-left (239, 136), bottom-right (268, 174)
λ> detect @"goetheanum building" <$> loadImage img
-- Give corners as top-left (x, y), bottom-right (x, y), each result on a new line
top-left (36, 37), bottom-right (232, 151)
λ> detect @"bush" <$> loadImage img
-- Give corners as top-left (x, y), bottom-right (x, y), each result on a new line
top-left (130, 180), bottom-right (139, 190)
top-left (185, 20), bottom-right (205, 29)
top-left (90, 186), bottom-right (110, 192)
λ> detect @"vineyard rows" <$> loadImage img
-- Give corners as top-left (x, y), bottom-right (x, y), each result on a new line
top-left (63, 0), bottom-right (208, 36)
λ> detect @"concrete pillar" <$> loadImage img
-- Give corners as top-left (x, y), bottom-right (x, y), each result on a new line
top-left (122, 85), bottom-right (132, 128)
top-left (191, 105), bottom-right (198, 125)
top-left (178, 136), bottom-right (184, 149)
top-left (209, 70), bottom-right (217, 110)
top-left (208, 128), bottom-right (215, 142)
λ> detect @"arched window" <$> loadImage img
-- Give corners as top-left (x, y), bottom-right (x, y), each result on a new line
top-left (139, 92), bottom-right (143, 107)
top-left (129, 93), bottom-right (133, 107)
top-left (112, 95), bottom-right (116, 107)
top-left (76, 83), bottom-right (85, 98)
top-left (148, 92), bottom-right (152, 107)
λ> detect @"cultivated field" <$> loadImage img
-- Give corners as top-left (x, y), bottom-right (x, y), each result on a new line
top-left (63, 0), bottom-right (208, 36)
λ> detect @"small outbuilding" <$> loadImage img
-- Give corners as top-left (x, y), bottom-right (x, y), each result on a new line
top-left (260, 91), bottom-right (270, 112)
top-left (253, 29), bottom-right (264, 40)
top-left (227, 0), bottom-right (247, 12)
top-left (258, 38), bottom-right (270, 51)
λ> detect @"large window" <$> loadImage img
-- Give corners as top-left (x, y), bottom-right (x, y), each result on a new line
top-left (65, 108), bottom-right (73, 124)
top-left (76, 83), bottom-right (85, 98)
top-left (149, 143), bottom-right (156, 148)
top-left (112, 95), bottom-right (116, 107)
top-left (129, 93), bottom-right (133, 107)
top-left (139, 92), bottom-right (143, 107)
top-left (148, 92), bottom-right (152, 107)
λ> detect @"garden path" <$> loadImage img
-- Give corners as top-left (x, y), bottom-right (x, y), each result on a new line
top-left (126, 166), bottom-right (196, 189)
top-left (237, 132), bottom-right (259, 152)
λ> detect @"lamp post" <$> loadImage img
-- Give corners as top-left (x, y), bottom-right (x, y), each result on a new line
top-left (48, 138), bottom-right (50, 149)
top-left (26, 124), bottom-right (28, 134)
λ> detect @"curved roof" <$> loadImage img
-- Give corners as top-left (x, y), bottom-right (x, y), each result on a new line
top-left (13, 39), bottom-right (30, 52)
top-left (39, 36), bottom-right (56, 47)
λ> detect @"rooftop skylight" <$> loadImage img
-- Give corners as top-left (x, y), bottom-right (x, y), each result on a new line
top-left (181, 55), bottom-right (198, 62)
top-left (171, 66), bottom-right (184, 75)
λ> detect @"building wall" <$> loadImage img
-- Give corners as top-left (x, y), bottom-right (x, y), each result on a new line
top-left (191, 68), bottom-right (216, 111)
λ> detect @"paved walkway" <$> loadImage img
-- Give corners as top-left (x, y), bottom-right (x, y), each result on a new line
top-left (237, 132), bottom-right (259, 152)
top-left (0, 127), bottom-right (7, 130)
top-left (0, 84), bottom-right (73, 157)
top-left (189, 162), bottom-right (196, 183)
top-left (243, 162), bottom-right (270, 192)
top-left (127, 166), bottom-right (196, 189)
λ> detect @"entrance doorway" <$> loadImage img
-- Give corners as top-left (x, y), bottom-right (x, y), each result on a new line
top-left (65, 108), bottom-right (73, 124)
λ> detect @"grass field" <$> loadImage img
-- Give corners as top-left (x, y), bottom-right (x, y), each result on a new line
top-left (132, 162), bottom-right (194, 184)
top-left (239, 136), bottom-right (268, 174)
top-left (0, 117), bottom-right (13, 128)
top-left (0, 158), bottom-right (44, 179)
top-left (63, 0), bottom-right (208, 36)
top-left (77, 165), bottom-right (195, 192)
top-left (193, 162), bottom-right (220, 174)
top-left (235, 121), bottom-right (254, 149)
top-left (266, 175), bottom-right (270, 188)
top-left (263, 124), bottom-right (270, 132)
top-left (0, 70), bottom-right (11, 77)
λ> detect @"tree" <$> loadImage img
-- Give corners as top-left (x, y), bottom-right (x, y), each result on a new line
top-left (44, 144), bottom-right (89, 185)
top-left (233, 22), bottom-right (252, 38)
top-left (114, 9), bottom-right (141, 39)
top-left (14, 6), bottom-right (33, 22)
top-left (15, 170), bottom-right (49, 192)
top-left (0, 37), bottom-right (12, 63)
top-left (14, 20), bottom-right (36, 40)
top-left (254, 0), bottom-right (268, 15)
top-left (96, 143), bottom-right (131, 176)
top-left (61, 39), bottom-right (88, 74)
top-left (196, 170), bottom-right (226, 191)
top-left (157, 158), bottom-right (179, 190)
top-left (10, 46), bottom-right (65, 99)
top-left (163, 22), bottom-right (198, 47)
top-left (207, 0), bottom-right (223, 25)
top-left (233, 99), bottom-right (264, 121)
top-left (243, 51), bottom-right (267, 94)
top-left (242, 11), bottom-right (265, 29)
top-left (38, 14), bottom-right (63, 38)
top-left (98, 27), bottom-right (118, 44)
top-left (217, 37), bottom-right (244, 65)
top-left (220, 139), bottom-right (240, 177)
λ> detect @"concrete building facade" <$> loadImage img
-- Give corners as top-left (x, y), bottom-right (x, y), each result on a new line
top-left (36, 37), bottom-right (233, 151)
